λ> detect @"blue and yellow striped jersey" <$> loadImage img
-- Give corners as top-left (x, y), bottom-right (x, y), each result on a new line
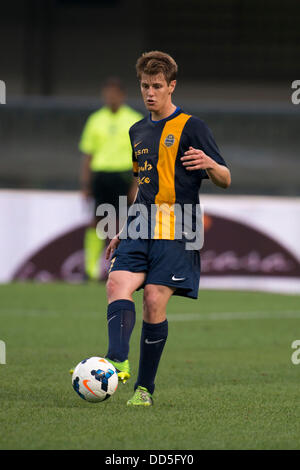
top-left (128, 107), bottom-right (228, 240)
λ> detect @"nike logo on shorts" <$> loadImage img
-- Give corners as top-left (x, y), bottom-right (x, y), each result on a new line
top-left (172, 275), bottom-right (186, 281)
top-left (145, 338), bottom-right (165, 345)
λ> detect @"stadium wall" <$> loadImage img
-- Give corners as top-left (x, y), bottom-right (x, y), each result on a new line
top-left (2, 190), bottom-right (300, 293)
top-left (1, 0), bottom-right (299, 95)
top-left (0, 100), bottom-right (299, 196)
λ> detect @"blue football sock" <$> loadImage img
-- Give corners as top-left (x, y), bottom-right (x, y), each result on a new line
top-left (135, 319), bottom-right (168, 395)
top-left (106, 299), bottom-right (136, 363)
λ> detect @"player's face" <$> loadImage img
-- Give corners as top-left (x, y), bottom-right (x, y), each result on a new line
top-left (140, 73), bottom-right (176, 115)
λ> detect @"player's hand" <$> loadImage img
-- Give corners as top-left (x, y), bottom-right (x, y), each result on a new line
top-left (181, 146), bottom-right (216, 171)
top-left (106, 235), bottom-right (121, 260)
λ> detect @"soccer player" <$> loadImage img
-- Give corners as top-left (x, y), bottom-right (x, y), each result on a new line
top-left (79, 77), bottom-right (143, 280)
top-left (105, 51), bottom-right (231, 406)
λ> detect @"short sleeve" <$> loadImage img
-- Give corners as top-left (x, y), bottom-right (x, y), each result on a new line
top-left (184, 117), bottom-right (228, 179)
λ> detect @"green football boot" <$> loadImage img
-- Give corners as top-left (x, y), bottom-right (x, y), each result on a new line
top-left (127, 386), bottom-right (153, 406)
top-left (107, 359), bottom-right (131, 384)
top-left (69, 359), bottom-right (131, 384)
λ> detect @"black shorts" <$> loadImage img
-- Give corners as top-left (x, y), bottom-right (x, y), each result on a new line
top-left (109, 238), bottom-right (201, 299)
top-left (91, 170), bottom-right (132, 214)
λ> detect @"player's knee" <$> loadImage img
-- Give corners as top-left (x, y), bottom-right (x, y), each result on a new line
top-left (106, 274), bottom-right (135, 303)
top-left (106, 276), bottom-right (119, 301)
top-left (143, 287), bottom-right (163, 318)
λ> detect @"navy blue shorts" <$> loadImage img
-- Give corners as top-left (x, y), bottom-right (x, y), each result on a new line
top-left (109, 238), bottom-right (200, 299)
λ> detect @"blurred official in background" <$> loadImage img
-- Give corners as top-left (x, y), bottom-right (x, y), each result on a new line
top-left (79, 78), bottom-right (143, 281)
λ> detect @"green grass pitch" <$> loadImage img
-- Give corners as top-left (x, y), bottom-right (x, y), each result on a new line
top-left (0, 282), bottom-right (300, 450)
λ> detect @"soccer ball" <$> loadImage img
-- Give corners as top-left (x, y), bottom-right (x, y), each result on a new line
top-left (72, 356), bottom-right (118, 402)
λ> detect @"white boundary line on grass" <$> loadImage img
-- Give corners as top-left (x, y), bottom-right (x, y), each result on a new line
top-left (168, 311), bottom-right (300, 321)
top-left (1, 308), bottom-right (300, 321)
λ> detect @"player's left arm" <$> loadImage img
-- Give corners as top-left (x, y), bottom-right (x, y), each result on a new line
top-left (180, 119), bottom-right (231, 189)
top-left (181, 146), bottom-right (231, 188)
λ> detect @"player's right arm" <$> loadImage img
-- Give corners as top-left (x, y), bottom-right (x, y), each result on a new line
top-left (106, 124), bottom-right (141, 260)
top-left (105, 182), bottom-right (139, 260)
top-left (127, 176), bottom-right (138, 205)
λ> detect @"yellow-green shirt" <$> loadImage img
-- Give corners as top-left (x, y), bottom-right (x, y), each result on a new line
top-left (79, 105), bottom-right (143, 172)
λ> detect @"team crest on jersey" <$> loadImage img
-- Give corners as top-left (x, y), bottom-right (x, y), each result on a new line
top-left (164, 134), bottom-right (175, 147)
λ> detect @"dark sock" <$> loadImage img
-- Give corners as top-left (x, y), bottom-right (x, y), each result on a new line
top-left (106, 299), bottom-right (136, 362)
top-left (135, 319), bottom-right (168, 395)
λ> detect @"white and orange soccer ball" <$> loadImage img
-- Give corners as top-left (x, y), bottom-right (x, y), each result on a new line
top-left (72, 357), bottom-right (118, 402)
